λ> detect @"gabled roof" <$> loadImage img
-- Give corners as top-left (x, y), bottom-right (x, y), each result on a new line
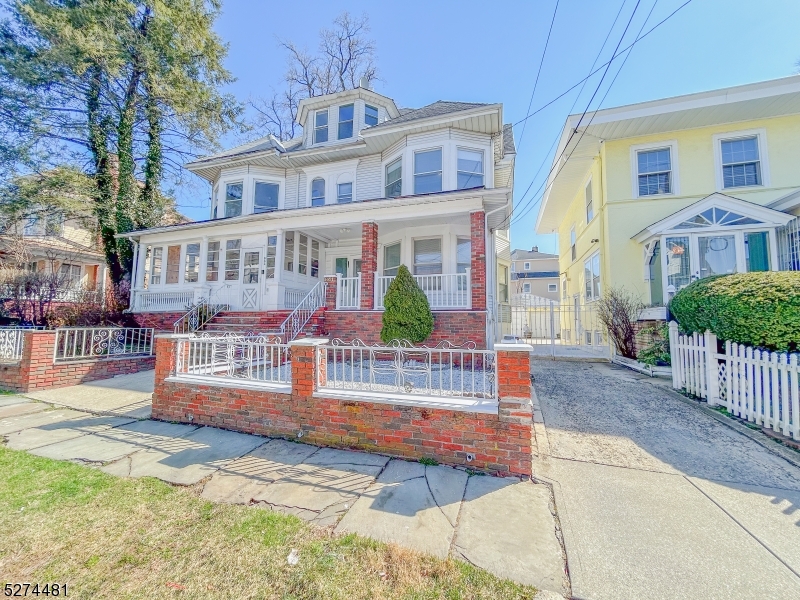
top-left (365, 101), bottom-right (488, 131)
top-left (632, 193), bottom-right (793, 242)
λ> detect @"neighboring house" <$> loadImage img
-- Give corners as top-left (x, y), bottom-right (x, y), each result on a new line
top-left (510, 247), bottom-right (559, 300)
top-left (537, 75), bottom-right (800, 321)
top-left (120, 86), bottom-right (516, 347)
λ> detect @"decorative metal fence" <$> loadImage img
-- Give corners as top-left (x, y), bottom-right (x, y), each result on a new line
top-left (319, 339), bottom-right (497, 400)
top-left (175, 333), bottom-right (291, 385)
top-left (669, 322), bottom-right (799, 440)
top-left (54, 327), bottom-right (154, 362)
top-left (0, 328), bottom-right (25, 361)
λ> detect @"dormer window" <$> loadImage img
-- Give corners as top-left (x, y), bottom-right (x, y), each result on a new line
top-left (365, 104), bottom-right (379, 126)
top-left (254, 182), bottom-right (279, 213)
top-left (314, 110), bottom-right (328, 143)
top-left (338, 104), bottom-right (354, 139)
top-left (311, 178), bottom-right (325, 206)
top-left (225, 183), bottom-right (243, 217)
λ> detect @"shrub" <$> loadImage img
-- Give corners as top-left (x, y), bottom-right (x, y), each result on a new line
top-left (636, 322), bottom-right (671, 366)
top-left (380, 264), bottom-right (434, 344)
top-left (669, 272), bottom-right (800, 352)
top-left (596, 287), bottom-right (643, 359)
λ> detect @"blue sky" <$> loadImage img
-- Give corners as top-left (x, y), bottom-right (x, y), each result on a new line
top-left (180, 0), bottom-right (800, 254)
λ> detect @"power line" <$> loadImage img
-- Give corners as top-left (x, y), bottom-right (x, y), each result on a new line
top-left (516, 0), bottom-right (560, 153)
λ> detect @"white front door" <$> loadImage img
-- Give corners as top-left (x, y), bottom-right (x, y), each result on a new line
top-left (241, 249), bottom-right (262, 310)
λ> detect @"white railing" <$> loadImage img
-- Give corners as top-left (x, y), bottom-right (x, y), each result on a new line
top-left (319, 339), bottom-right (497, 400)
top-left (280, 281), bottom-right (326, 342)
top-left (0, 328), bottom-right (25, 361)
top-left (54, 327), bottom-right (154, 362)
top-left (0, 285), bottom-right (101, 303)
top-left (133, 289), bottom-right (195, 312)
top-left (175, 333), bottom-right (291, 385)
top-left (337, 274), bottom-right (361, 309)
top-left (284, 288), bottom-right (306, 309)
top-left (669, 322), bottom-right (800, 440)
top-left (374, 272), bottom-right (470, 309)
top-left (174, 297), bottom-right (228, 334)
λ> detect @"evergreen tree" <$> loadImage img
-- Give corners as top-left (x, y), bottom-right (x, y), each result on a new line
top-left (380, 265), bottom-right (434, 344)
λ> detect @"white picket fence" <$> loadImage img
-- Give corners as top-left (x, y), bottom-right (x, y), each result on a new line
top-left (669, 321), bottom-right (799, 440)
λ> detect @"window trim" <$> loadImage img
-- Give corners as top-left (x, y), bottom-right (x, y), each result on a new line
top-left (522, 282), bottom-right (531, 293)
top-left (336, 181), bottom-right (353, 204)
top-left (383, 241), bottom-right (402, 276)
top-left (713, 129), bottom-right (770, 191)
top-left (584, 251), bottom-right (601, 303)
top-left (412, 236), bottom-right (443, 275)
top-left (224, 181), bottom-right (244, 218)
top-left (310, 177), bottom-right (326, 206)
top-left (456, 147), bottom-right (484, 190)
top-left (253, 180), bottom-right (280, 214)
top-left (413, 147), bottom-right (443, 195)
top-left (365, 104), bottom-right (379, 127)
top-left (523, 262), bottom-right (531, 270)
top-left (337, 103), bottom-right (355, 140)
top-left (384, 156), bottom-right (402, 198)
top-left (314, 109), bottom-right (329, 144)
top-left (629, 140), bottom-right (680, 198)
top-left (585, 177), bottom-right (594, 222)
top-left (548, 283), bottom-right (558, 293)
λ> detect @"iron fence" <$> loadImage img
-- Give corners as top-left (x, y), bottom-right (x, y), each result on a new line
top-left (54, 327), bottom-right (154, 362)
top-left (0, 328), bottom-right (25, 361)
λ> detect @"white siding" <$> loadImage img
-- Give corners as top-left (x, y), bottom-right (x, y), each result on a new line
top-left (356, 155), bottom-right (382, 201)
top-left (382, 137), bottom-right (406, 161)
top-left (284, 170), bottom-right (299, 209)
top-left (495, 164), bottom-right (513, 188)
top-left (297, 172), bottom-right (307, 207)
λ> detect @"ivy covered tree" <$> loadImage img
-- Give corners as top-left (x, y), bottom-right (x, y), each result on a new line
top-left (380, 265), bottom-right (434, 344)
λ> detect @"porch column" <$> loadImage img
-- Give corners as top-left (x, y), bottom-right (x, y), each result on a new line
top-left (135, 241), bottom-right (148, 288)
top-left (360, 221), bottom-right (378, 310)
top-left (129, 241), bottom-right (139, 308)
top-left (199, 236), bottom-right (209, 284)
top-left (470, 210), bottom-right (487, 310)
top-left (324, 275), bottom-right (338, 311)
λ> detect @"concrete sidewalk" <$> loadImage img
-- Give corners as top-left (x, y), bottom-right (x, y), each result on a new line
top-left (1, 382), bottom-right (568, 596)
top-left (533, 360), bottom-right (800, 600)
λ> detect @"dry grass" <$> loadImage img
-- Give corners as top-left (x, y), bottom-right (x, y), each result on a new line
top-left (0, 447), bottom-right (537, 599)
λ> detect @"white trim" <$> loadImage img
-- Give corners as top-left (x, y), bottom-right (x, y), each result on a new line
top-left (629, 140), bottom-right (680, 198)
top-left (712, 128), bottom-right (770, 192)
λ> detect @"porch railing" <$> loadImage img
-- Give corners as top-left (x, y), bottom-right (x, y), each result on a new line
top-left (284, 288), bottom-right (306, 309)
top-left (133, 289), bottom-right (194, 312)
top-left (0, 328), bottom-right (25, 361)
top-left (54, 327), bottom-right (154, 362)
top-left (175, 333), bottom-right (291, 385)
top-left (337, 274), bottom-right (361, 309)
top-left (280, 281), bottom-right (326, 342)
top-left (174, 297), bottom-right (229, 334)
top-left (374, 272), bottom-right (470, 309)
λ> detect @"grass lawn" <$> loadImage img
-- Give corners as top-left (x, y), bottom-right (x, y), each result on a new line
top-left (0, 447), bottom-right (537, 599)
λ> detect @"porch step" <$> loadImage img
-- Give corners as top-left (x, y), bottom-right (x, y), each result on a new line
top-left (201, 309), bottom-right (326, 339)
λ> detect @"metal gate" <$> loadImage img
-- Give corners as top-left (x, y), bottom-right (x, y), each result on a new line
top-left (503, 294), bottom-right (609, 358)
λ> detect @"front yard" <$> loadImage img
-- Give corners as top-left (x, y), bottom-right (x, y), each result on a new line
top-left (0, 447), bottom-right (536, 599)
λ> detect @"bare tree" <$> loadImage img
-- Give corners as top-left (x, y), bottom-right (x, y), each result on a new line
top-left (251, 12), bottom-right (379, 141)
top-left (596, 287), bottom-right (644, 359)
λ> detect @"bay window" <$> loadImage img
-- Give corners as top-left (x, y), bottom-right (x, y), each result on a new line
top-left (314, 110), bottom-right (328, 143)
top-left (457, 149), bottom-right (483, 189)
top-left (365, 104), bottom-right (379, 126)
top-left (338, 104), bottom-right (354, 139)
top-left (414, 149), bottom-right (442, 194)
top-left (413, 238), bottom-right (442, 275)
top-left (254, 182), bottom-right (279, 213)
top-left (225, 183), bottom-right (243, 217)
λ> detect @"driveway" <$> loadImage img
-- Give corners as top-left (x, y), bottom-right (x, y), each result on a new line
top-left (532, 359), bottom-right (800, 600)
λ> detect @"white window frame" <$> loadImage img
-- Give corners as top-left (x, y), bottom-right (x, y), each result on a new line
top-left (412, 236), bottom-right (443, 275)
top-left (713, 128), bottom-right (770, 192)
top-left (365, 104), bottom-right (379, 127)
top-left (310, 177), bottom-right (326, 206)
top-left (413, 147), bottom-right (443, 195)
top-left (252, 179), bottom-right (281, 214)
top-left (585, 177), bottom-right (594, 222)
top-left (523, 261), bottom-right (531, 270)
top-left (224, 181), bottom-right (244, 218)
top-left (522, 282), bottom-right (531, 293)
top-left (384, 156), bottom-right (402, 198)
top-left (584, 252), bottom-right (601, 303)
top-left (337, 103), bottom-right (354, 140)
top-left (629, 140), bottom-right (680, 198)
top-left (314, 109), bottom-right (329, 144)
top-left (548, 283), bottom-right (558, 293)
top-left (456, 147), bottom-right (484, 190)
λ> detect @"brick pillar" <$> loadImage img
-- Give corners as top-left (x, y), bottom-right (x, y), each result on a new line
top-left (151, 335), bottom-right (185, 418)
top-left (289, 338), bottom-right (329, 401)
top-left (361, 221), bottom-right (378, 310)
top-left (19, 331), bottom-right (56, 392)
top-left (470, 211), bottom-right (486, 310)
top-left (324, 276), bottom-right (338, 311)
top-left (495, 343), bottom-right (534, 476)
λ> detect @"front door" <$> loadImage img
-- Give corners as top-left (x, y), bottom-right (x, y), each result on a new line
top-left (241, 249), bottom-right (262, 310)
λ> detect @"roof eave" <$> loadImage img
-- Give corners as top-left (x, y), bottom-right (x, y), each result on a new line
top-left (361, 104), bottom-right (503, 138)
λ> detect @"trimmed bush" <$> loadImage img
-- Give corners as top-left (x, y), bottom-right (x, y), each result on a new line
top-left (669, 272), bottom-right (800, 352)
top-left (380, 264), bottom-right (434, 344)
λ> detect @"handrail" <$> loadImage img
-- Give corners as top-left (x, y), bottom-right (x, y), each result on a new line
top-left (280, 281), bottom-right (325, 342)
top-left (173, 288), bottom-right (231, 334)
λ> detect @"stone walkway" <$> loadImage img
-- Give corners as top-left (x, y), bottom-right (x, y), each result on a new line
top-left (1, 372), bottom-right (568, 596)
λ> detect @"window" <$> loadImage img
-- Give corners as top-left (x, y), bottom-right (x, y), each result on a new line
top-left (266, 236), bottom-right (277, 278)
top-left (523, 282), bottom-right (531, 293)
top-left (383, 242), bottom-right (401, 276)
top-left (59, 264), bottom-right (81, 286)
top-left (721, 137), bottom-right (761, 188)
top-left (150, 247), bottom-right (163, 285)
top-left (456, 237), bottom-right (471, 273)
top-left (166, 245), bottom-right (181, 284)
top-left (354, 259), bottom-right (363, 274)
top-left (570, 227), bottom-right (576, 262)
top-left (224, 239), bottom-right (241, 281)
top-left (523, 262), bottom-right (531, 270)
top-left (675, 207), bottom-right (763, 229)
top-left (314, 109), bottom-right (328, 143)
top-left (284, 231), bottom-right (294, 272)
top-left (254, 182), bottom-right (279, 213)
top-left (584, 253), bottom-right (601, 301)
top-left (698, 235), bottom-right (737, 277)
top-left (337, 182), bottom-right (353, 203)
top-left (457, 149), bottom-right (484, 189)
top-left (298, 234), bottom-right (308, 275)
top-left (225, 183), bottom-right (243, 217)
top-left (338, 104), bottom-right (354, 139)
top-left (548, 283), bottom-right (558, 293)
top-left (414, 149), bottom-right (442, 194)
top-left (665, 236), bottom-right (690, 293)
top-left (365, 104), bottom-right (379, 126)
top-left (745, 231), bottom-right (770, 272)
top-left (414, 238), bottom-right (442, 275)
top-left (184, 243), bottom-right (200, 283)
top-left (499, 266), bottom-right (509, 303)
top-left (637, 148), bottom-right (671, 196)
top-left (311, 178), bottom-right (325, 206)
top-left (385, 158), bottom-right (402, 198)
top-left (585, 180), bottom-right (594, 222)
top-left (335, 257), bottom-right (349, 276)
top-left (206, 241), bottom-right (220, 282)
top-left (243, 251), bottom-right (259, 284)
top-left (311, 239), bottom-right (320, 277)
top-left (511, 262), bottom-right (515, 272)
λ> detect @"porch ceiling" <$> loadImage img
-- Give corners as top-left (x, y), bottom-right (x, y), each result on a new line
top-left (300, 213), bottom-right (472, 244)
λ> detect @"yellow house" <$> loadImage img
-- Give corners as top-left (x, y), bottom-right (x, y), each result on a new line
top-left (537, 75), bottom-right (800, 322)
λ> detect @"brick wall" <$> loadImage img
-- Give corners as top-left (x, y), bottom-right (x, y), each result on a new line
top-left (0, 330), bottom-right (155, 393)
top-left (360, 222), bottom-right (378, 310)
top-left (470, 211), bottom-right (487, 310)
top-left (132, 312), bottom-right (184, 332)
top-left (324, 276), bottom-right (338, 311)
top-left (324, 310), bottom-right (487, 348)
top-left (152, 337), bottom-right (533, 476)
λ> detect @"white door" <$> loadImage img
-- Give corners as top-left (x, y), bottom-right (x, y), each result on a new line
top-left (241, 249), bottom-right (262, 310)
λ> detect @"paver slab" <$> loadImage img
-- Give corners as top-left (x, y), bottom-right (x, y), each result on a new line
top-left (102, 426), bottom-right (265, 485)
top-left (335, 460), bottom-right (460, 558)
top-left (4, 414), bottom-right (135, 450)
top-left (201, 440), bottom-right (318, 504)
top-left (31, 428), bottom-right (142, 464)
top-left (452, 476), bottom-right (566, 595)
top-left (101, 420), bottom-right (199, 451)
top-left (0, 402), bottom-right (46, 420)
top-left (0, 408), bottom-right (86, 435)
top-left (0, 396), bottom-right (29, 407)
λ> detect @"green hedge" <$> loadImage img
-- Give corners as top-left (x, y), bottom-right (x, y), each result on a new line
top-left (380, 264), bottom-right (434, 344)
top-left (669, 272), bottom-right (800, 352)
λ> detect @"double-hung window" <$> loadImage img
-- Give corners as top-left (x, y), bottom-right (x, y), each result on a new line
top-left (254, 182), bottom-right (279, 213)
top-left (413, 238), bottom-right (442, 275)
top-left (457, 149), bottom-right (484, 189)
top-left (206, 241), bottom-right (220, 282)
top-left (298, 235), bottom-right (308, 275)
top-left (383, 242), bottom-right (401, 276)
top-left (637, 148), bottom-right (672, 196)
top-left (150, 248), bottom-right (163, 285)
top-left (721, 136), bottom-right (761, 188)
top-left (266, 236), bottom-right (277, 279)
top-left (284, 231), bottom-right (295, 272)
top-left (59, 264), bottom-right (81, 286)
top-left (311, 239), bottom-right (320, 277)
top-left (224, 239), bottom-right (241, 281)
top-left (414, 149), bottom-right (442, 194)
top-left (570, 227), bottom-right (577, 262)
top-left (337, 182), bottom-right (353, 203)
top-left (225, 183), bottom-right (243, 217)
top-left (584, 253), bottom-right (601, 302)
top-left (585, 180), bottom-right (594, 222)
top-left (184, 243), bottom-right (200, 283)
top-left (385, 158), bottom-right (402, 198)
top-left (456, 237), bottom-right (471, 273)
top-left (523, 282), bottom-right (531, 293)
top-left (523, 262), bottom-right (531, 270)
top-left (314, 110), bottom-right (328, 143)
top-left (311, 178), bottom-right (325, 206)
top-left (365, 104), bottom-right (379, 126)
top-left (338, 104), bottom-right (354, 139)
